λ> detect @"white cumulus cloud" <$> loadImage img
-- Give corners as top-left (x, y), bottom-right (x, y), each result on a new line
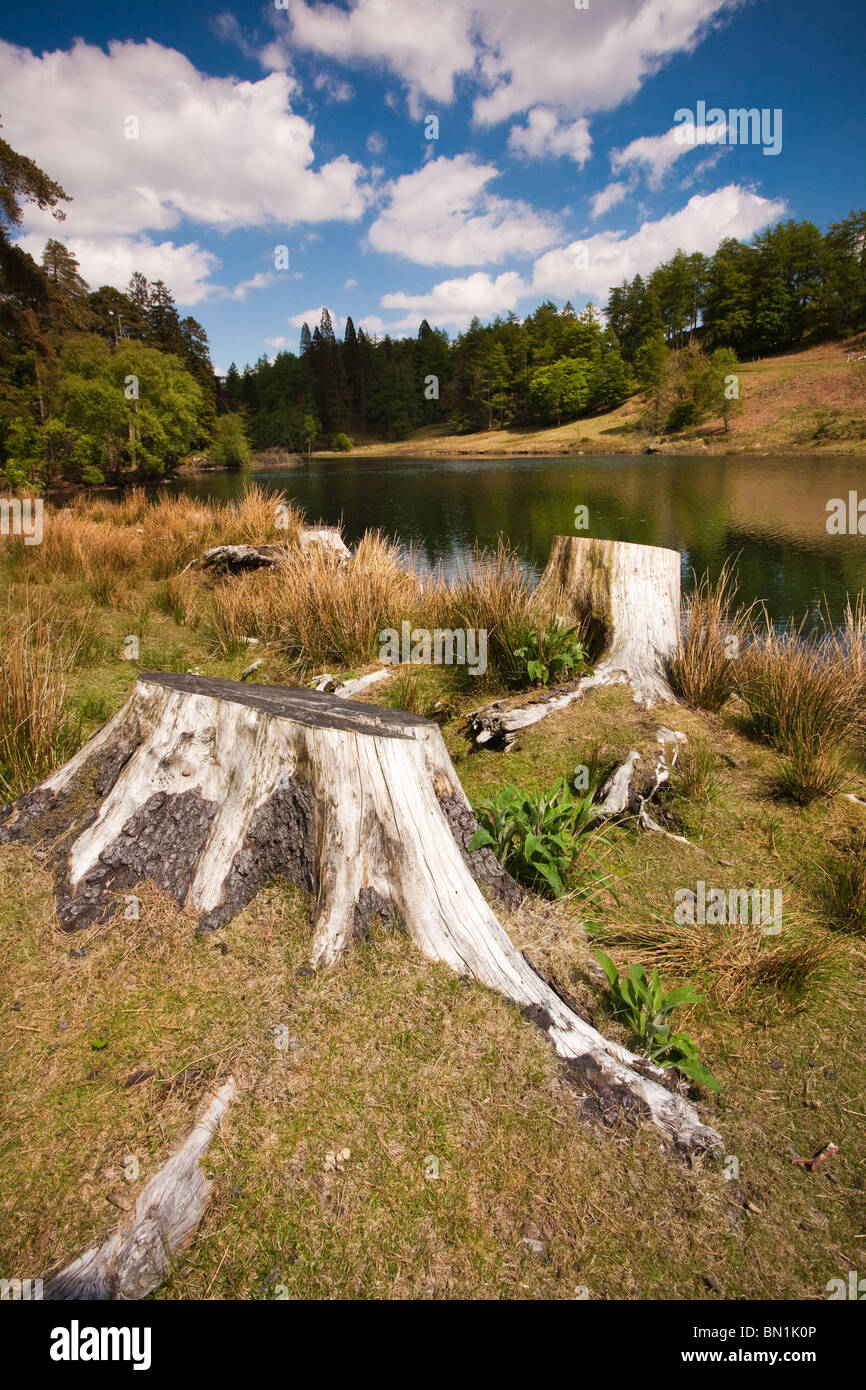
top-left (380, 270), bottom-right (526, 330)
top-left (368, 155), bottom-right (560, 267)
top-left (0, 38), bottom-right (369, 242)
top-left (508, 109), bottom-right (592, 164)
top-left (15, 231), bottom-right (221, 306)
top-left (611, 120), bottom-right (729, 189)
top-left (531, 186), bottom-right (787, 303)
top-left (286, 0), bottom-right (737, 125)
top-left (590, 182), bottom-right (630, 220)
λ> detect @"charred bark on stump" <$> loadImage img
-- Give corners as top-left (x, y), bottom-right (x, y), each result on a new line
top-left (0, 672), bottom-right (720, 1152)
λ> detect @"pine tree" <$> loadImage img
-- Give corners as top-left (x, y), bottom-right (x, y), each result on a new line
top-left (0, 126), bottom-right (70, 357)
top-left (42, 239), bottom-right (89, 298)
top-left (224, 364), bottom-right (244, 412)
top-left (146, 280), bottom-right (183, 354)
top-left (127, 271), bottom-right (151, 313)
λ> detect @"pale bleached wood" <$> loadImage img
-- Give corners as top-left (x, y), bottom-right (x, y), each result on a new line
top-left (298, 526), bottom-right (350, 559)
top-left (539, 536), bottom-right (680, 701)
top-left (44, 1078), bottom-right (237, 1300)
top-left (194, 528), bottom-right (350, 575)
top-left (2, 674), bottom-right (720, 1152)
top-left (312, 667), bottom-right (393, 698)
top-left (595, 727), bottom-right (701, 849)
top-left (470, 537), bottom-right (681, 748)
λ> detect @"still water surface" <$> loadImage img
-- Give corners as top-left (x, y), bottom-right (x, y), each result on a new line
top-left (170, 453), bottom-right (866, 626)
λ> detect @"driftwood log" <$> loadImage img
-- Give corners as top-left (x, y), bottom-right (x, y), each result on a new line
top-left (196, 527), bottom-right (350, 574)
top-left (470, 536), bottom-right (681, 748)
top-left (44, 1078), bottom-right (236, 1300)
top-left (311, 667), bottom-right (393, 698)
top-left (0, 673), bottom-right (720, 1152)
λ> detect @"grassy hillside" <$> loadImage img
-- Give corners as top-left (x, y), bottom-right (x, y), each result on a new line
top-left (1, 492), bottom-right (865, 1299)
top-left (329, 338), bottom-right (866, 460)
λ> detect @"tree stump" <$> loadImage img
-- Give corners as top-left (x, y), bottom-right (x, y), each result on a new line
top-left (539, 535), bottom-right (681, 704)
top-left (0, 672), bottom-right (720, 1151)
top-left (470, 537), bottom-right (681, 747)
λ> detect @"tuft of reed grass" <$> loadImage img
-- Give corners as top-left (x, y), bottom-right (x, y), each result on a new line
top-left (138, 494), bottom-right (219, 578)
top-left (669, 562), bottom-right (752, 710)
top-left (220, 481), bottom-right (303, 547)
top-left (774, 747), bottom-right (845, 805)
top-left (738, 610), bottom-right (863, 801)
top-left (812, 828), bottom-right (866, 934)
top-left (153, 572), bottom-right (199, 627)
top-left (272, 530), bottom-right (422, 672)
top-left (431, 540), bottom-right (544, 690)
top-left (600, 914), bottom-right (834, 1011)
top-left (672, 739), bottom-right (720, 805)
top-left (385, 665), bottom-right (429, 716)
top-left (0, 597), bottom-right (83, 799)
top-left (201, 571), bottom-right (273, 658)
top-left (739, 613), bottom-right (861, 752)
top-left (5, 587), bottom-right (98, 668)
top-left (6, 485), bottom-right (307, 591)
top-left (27, 511), bottom-right (143, 603)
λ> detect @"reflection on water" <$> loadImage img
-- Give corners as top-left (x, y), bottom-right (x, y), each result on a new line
top-left (170, 453), bottom-right (866, 626)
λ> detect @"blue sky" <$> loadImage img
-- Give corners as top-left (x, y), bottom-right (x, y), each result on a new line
top-left (2, 0), bottom-right (864, 373)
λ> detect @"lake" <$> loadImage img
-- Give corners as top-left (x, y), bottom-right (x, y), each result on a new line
top-left (170, 453), bottom-right (866, 626)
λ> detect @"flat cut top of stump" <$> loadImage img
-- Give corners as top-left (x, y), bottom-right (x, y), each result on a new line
top-left (139, 671), bottom-right (431, 739)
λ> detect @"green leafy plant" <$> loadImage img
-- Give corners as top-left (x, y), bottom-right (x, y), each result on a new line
top-left (513, 617), bottom-right (593, 688)
top-left (594, 950), bottom-right (720, 1091)
top-left (469, 777), bottom-right (603, 899)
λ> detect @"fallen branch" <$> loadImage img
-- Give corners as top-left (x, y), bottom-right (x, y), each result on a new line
top-left (44, 1077), bottom-right (237, 1300)
top-left (311, 667), bottom-right (393, 699)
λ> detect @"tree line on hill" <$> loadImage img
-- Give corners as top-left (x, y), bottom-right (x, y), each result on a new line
top-left (232, 209), bottom-right (866, 451)
top-left (2, 122), bottom-right (865, 486)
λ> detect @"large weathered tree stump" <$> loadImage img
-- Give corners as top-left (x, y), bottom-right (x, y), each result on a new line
top-left (0, 672), bottom-right (719, 1151)
top-left (470, 536), bottom-right (681, 747)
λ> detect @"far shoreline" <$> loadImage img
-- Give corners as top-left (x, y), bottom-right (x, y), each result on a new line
top-left (40, 442), bottom-right (866, 502)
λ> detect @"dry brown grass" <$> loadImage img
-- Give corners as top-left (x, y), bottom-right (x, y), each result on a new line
top-left (270, 531), bottom-right (422, 672)
top-left (222, 481), bottom-right (302, 547)
top-left (0, 592), bottom-right (85, 798)
top-left (135, 483), bottom-right (301, 578)
top-left (201, 570), bottom-right (275, 658)
top-left (153, 571), bottom-right (200, 627)
top-left (669, 562), bottom-right (754, 711)
top-left (4, 485), bottom-right (305, 595)
top-left (600, 913), bottom-right (836, 1013)
top-left (431, 540), bottom-right (545, 689)
top-left (18, 511), bottom-right (143, 603)
top-left (738, 608), bottom-right (865, 802)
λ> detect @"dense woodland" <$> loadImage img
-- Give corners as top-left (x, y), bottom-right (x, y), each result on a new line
top-left (2, 127), bottom-right (865, 483)
top-left (237, 211), bottom-right (866, 448)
